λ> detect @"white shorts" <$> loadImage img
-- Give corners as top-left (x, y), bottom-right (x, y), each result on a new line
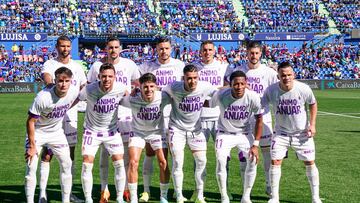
top-left (271, 132), bottom-right (315, 161)
top-left (118, 115), bottom-right (132, 143)
top-left (25, 131), bottom-right (70, 158)
top-left (168, 126), bottom-right (207, 152)
top-left (63, 120), bottom-right (78, 147)
top-left (82, 129), bottom-right (124, 157)
top-left (260, 120), bottom-right (273, 147)
top-left (215, 131), bottom-right (253, 158)
top-left (128, 133), bottom-right (167, 151)
top-left (201, 119), bottom-right (218, 142)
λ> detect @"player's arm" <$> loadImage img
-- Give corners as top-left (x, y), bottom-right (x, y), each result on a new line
top-left (308, 101), bottom-right (318, 137)
top-left (250, 114), bottom-right (263, 164)
top-left (25, 115), bottom-right (38, 164)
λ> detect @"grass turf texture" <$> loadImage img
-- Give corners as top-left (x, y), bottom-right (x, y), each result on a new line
top-left (0, 89), bottom-right (359, 202)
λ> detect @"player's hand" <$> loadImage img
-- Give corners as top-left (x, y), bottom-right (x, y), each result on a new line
top-left (249, 146), bottom-right (259, 164)
top-left (308, 125), bottom-right (316, 137)
top-left (25, 146), bottom-right (37, 166)
top-left (130, 87), bottom-right (140, 96)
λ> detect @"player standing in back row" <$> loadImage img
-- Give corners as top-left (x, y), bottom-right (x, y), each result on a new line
top-left (262, 62), bottom-right (322, 203)
top-left (225, 41), bottom-right (278, 195)
top-left (138, 37), bottom-right (184, 202)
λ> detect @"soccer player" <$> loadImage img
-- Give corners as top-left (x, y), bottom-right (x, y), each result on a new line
top-left (261, 62), bottom-right (322, 203)
top-left (163, 64), bottom-right (217, 203)
top-left (225, 41), bottom-right (278, 195)
top-left (121, 73), bottom-right (170, 203)
top-left (25, 67), bottom-right (79, 203)
top-left (191, 40), bottom-right (228, 201)
top-left (40, 35), bottom-right (87, 203)
top-left (79, 63), bottom-right (128, 203)
top-left (210, 71), bottom-right (262, 203)
top-left (87, 37), bottom-right (140, 202)
top-left (138, 37), bottom-right (184, 202)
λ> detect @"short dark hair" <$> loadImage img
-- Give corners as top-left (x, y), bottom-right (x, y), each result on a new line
top-left (139, 73), bottom-right (157, 84)
top-left (246, 41), bottom-right (262, 51)
top-left (278, 61), bottom-right (292, 71)
top-left (106, 36), bottom-right (120, 45)
top-left (99, 63), bottom-right (115, 73)
top-left (55, 67), bottom-right (73, 78)
top-left (230, 71), bottom-right (247, 82)
top-left (156, 36), bottom-right (171, 45)
top-left (56, 35), bottom-right (71, 47)
top-left (183, 64), bottom-right (198, 74)
top-left (200, 40), bottom-right (214, 50)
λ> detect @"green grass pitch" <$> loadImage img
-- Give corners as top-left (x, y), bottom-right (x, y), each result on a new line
top-left (0, 89), bottom-right (359, 202)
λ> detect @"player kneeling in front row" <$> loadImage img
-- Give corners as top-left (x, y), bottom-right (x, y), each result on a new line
top-left (121, 73), bottom-right (170, 203)
top-left (25, 67), bottom-right (78, 203)
top-left (262, 62), bottom-right (322, 203)
top-left (210, 71), bottom-right (262, 203)
top-left (78, 63), bottom-right (128, 203)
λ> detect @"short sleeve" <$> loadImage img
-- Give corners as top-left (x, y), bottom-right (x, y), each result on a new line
top-left (131, 64), bottom-right (140, 81)
top-left (161, 91), bottom-right (172, 106)
top-left (28, 94), bottom-right (45, 118)
top-left (209, 91), bottom-right (220, 108)
top-left (87, 63), bottom-right (99, 83)
top-left (120, 95), bottom-right (131, 108)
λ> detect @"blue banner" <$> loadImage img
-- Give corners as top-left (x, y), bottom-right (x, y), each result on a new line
top-left (254, 33), bottom-right (314, 41)
top-left (191, 33), bottom-right (247, 41)
top-left (0, 33), bottom-right (47, 42)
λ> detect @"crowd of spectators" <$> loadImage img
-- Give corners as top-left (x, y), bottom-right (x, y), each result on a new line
top-left (159, 0), bottom-right (244, 34)
top-left (323, 0), bottom-right (360, 34)
top-left (1, 40), bottom-right (359, 83)
top-left (243, 0), bottom-right (329, 34)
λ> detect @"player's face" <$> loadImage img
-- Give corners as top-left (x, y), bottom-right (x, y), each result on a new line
top-left (56, 40), bottom-right (71, 58)
top-left (278, 66), bottom-right (295, 90)
top-left (141, 81), bottom-right (157, 101)
top-left (156, 42), bottom-right (171, 63)
top-left (231, 76), bottom-right (247, 98)
top-left (55, 73), bottom-right (72, 96)
top-left (183, 71), bottom-right (198, 91)
top-left (99, 69), bottom-right (115, 92)
top-left (106, 40), bottom-right (121, 60)
top-left (200, 43), bottom-right (215, 64)
top-left (247, 47), bottom-right (262, 65)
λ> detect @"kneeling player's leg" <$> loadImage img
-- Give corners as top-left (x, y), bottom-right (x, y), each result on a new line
top-left (127, 136), bottom-right (145, 202)
top-left (25, 143), bottom-right (41, 203)
top-left (168, 128), bottom-right (186, 199)
top-left (142, 143), bottom-right (155, 194)
top-left (39, 147), bottom-right (53, 200)
top-left (189, 131), bottom-right (207, 201)
top-left (293, 135), bottom-right (321, 202)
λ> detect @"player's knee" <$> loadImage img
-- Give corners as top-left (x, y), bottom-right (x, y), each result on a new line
top-left (193, 151), bottom-right (207, 167)
top-left (158, 159), bottom-right (167, 171)
top-left (271, 159), bottom-right (282, 165)
top-left (113, 159), bottom-right (125, 169)
top-left (129, 159), bottom-right (139, 172)
top-left (304, 160), bottom-right (315, 165)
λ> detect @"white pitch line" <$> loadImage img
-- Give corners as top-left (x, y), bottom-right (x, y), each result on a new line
top-left (318, 111), bottom-right (360, 119)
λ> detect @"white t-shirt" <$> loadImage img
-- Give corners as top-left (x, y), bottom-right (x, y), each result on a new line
top-left (210, 88), bottom-right (262, 134)
top-left (79, 82), bottom-right (127, 132)
top-left (225, 63), bottom-right (278, 122)
top-left (87, 58), bottom-right (140, 118)
top-left (163, 81), bottom-right (217, 132)
top-left (261, 80), bottom-right (316, 135)
top-left (28, 86), bottom-right (79, 134)
top-left (121, 91), bottom-right (170, 137)
top-left (139, 58), bottom-right (184, 117)
top-left (194, 60), bottom-right (228, 119)
top-left (42, 59), bottom-right (87, 121)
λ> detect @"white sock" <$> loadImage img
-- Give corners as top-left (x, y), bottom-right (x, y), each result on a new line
top-left (160, 183), bottom-right (169, 199)
top-left (123, 143), bottom-right (130, 191)
top-left (270, 165), bottom-right (281, 200)
top-left (216, 154), bottom-right (229, 200)
top-left (243, 158), bottom-right (257, 199)
top-left (306, 164), bottom-right (320, 200)
top-left (39, 161), bottom-right (50, 198)
top-left (128, 182), bottom-right (138, 203)
top-left (25, 154), bottom-right (39, 203)
top-left (171, 150), bottom-right (184, 197)
top-left (99, 146), bottom-right (109, 191)
top-left (59, 156), bottom-right (72, 203)
top-left (261, 147), bottom-right (271, 188)
top-left (193, 151), bottom-right (207, 200)
top-left (239, 159), bottom-right (247, 184)
top-left (81, 162), bottom-right (93, 201)
top-left (113, 160), bottom-right (126, 199)
top-left (142, 155), bottom-right (154, 193)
